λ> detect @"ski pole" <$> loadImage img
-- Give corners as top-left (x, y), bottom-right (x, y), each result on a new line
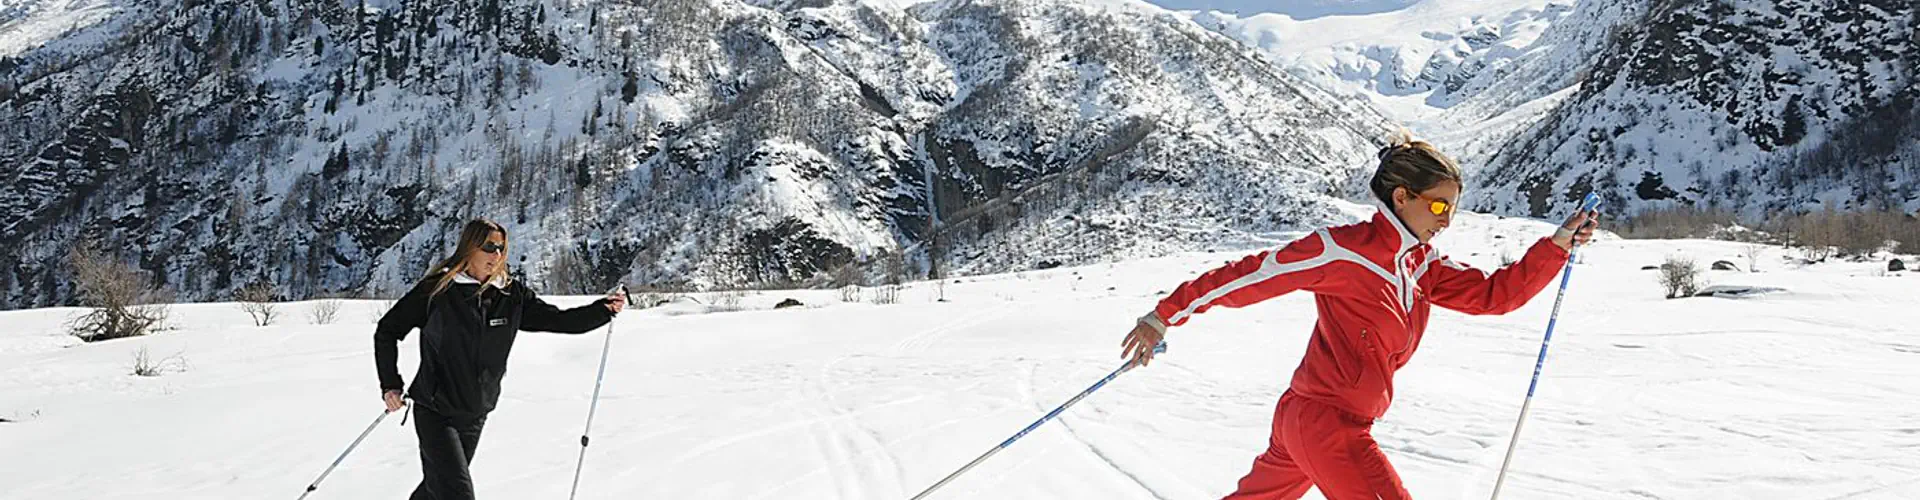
top-left (909, 341), bottom-right (1167, 500)
top-left (297, 405), bottom-right (403, 500)
top-left (1490, 192), bottom-right (1601, 499)
top-left (569, 284), bottom-right (629, 500)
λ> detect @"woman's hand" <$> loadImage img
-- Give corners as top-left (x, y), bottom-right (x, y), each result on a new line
top-left (383, 390), bottom-right (406, 413)
top-left (605, 290), bottom-right (628, 314)
top-left (1120, 319), bottom-right (1165, 368)
top-left (1552, 209), bottom-right (1600, 251)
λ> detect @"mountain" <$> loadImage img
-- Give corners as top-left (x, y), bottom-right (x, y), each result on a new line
top-left (1476, 0), bottom-right (1920, 218)
top-left (1182, 0), bottom-right (1918, 221)
top-left (0, 0), bottom-right (1389, 309)
top-left (1181, 0), bottom-right (1650, 168)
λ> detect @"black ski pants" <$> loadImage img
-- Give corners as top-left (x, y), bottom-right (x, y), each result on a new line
top-left (408, 405), bottom-right (488, 500)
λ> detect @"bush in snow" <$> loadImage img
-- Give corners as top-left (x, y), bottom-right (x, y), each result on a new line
top-left (309, 298), bottom-right (342, 325)
top-left (1657, 257), bottom-right (1705, 299)
top-left (714, 289), bottom-right (748, 310)
top-left (236, 283), bottom-right (279, 327)
top-left (632, 290), bottom-right (673, 309)
top-left (130, 347), bottom-right (188, 377)
top-left (869, 284), bottom-right (901, 305)
top-left (365, 299), bottom-right (398, 324)
top-left (67, 245), bottom-right (171, 343)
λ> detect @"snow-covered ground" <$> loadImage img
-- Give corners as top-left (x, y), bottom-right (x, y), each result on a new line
top-left (3, 201), bottom-right (1918, 499)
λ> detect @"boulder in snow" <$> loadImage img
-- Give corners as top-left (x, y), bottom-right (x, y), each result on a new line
top-left (1693, 285), bottom-right (1787, 298)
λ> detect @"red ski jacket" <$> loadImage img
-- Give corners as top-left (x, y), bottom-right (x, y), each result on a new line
top-left (1147, 201), bottom-right (1570, 419)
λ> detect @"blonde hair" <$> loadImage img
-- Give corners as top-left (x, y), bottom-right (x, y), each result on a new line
top-left (421, 219), bottom-right (510, 298)
top-left (1368, 129), bottom-right (1463, 205)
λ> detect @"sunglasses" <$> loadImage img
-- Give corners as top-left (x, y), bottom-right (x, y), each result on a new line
top-left (479, 241), bottom-right (506, 255)
top-left (1415, 194), bottom-right (1453, 216)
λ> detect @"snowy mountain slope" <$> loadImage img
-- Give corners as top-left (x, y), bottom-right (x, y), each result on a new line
top-left (1170, 0), bottom-right (1670, 188)
top-left (1189, 0), bottom-right (1578, 118)
top-left (1476, 0), bottom-right (1920, 218)
top-left (0, 0), bottom-right (1391, 309)
top-left (0, 0), bottom-right (127, 58)
top-left (1179, 0), bottom-right (1652, 207)
top-left (3, 202), bottom-right (1917, 499)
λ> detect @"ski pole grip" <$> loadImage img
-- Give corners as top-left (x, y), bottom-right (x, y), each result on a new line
top-left (1576, 192), bottom-right (1602, 213)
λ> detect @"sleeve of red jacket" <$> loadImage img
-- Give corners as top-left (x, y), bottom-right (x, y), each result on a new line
top-left (1149, 232), bottom-right (1334, 329)
top-left (1425, 237), bottom-right (1571, 315)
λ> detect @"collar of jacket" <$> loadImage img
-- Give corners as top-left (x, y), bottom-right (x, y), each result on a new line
top-left (1369, 197), bottom-right (1428, 262)
top-left (452, 271), bottom-right (509, 290)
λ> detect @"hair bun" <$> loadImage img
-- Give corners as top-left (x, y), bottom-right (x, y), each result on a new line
top-left (1376, 144), bottom-right (1400, 161)
top-left (1379, 127), bottom-right (1416, 161)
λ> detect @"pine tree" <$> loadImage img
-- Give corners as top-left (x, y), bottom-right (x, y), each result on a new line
top-left (325, 71), bottom-right (344, 113)
top-left (323, 143), bottom-right (351, 179)
top-left (575, 154), bottom-right (592, 189)
top-left (621, 72), bottom-right (638, 103)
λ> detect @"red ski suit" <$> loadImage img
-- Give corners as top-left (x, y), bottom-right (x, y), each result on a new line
top-left (1147, 202), bottom-right (1570, 500)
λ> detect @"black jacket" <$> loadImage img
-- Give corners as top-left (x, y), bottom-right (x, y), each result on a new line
top-left (375, 274), bottom-right (613, 417)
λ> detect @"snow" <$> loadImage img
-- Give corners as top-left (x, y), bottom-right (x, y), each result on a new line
top-left (4, 200), bottom-right (1918, 499)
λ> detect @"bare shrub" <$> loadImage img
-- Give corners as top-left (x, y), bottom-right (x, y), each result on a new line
top-left (365, 299), bottom-right (398, 324)
top-left (237, 282), bottom-right (279, 326)
top-left (309, 297), bottom-right (342, 325)
top-left (714, 289), bottom-right (747, 310)
top-left (634, 291), bottom-right (671, 309)
top-left (1657, 257), bottom-right (1705, 299)
top-left (870, 284), bottom-right (901, 305)
top-left (131, 347), bottom-right (189, 377)
top-left (67, 245), bottom-right (171, 342)
top-left (1742, 244), bottom-right (1764, 273)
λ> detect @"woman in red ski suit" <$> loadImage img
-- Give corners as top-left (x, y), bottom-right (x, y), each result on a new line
top-left (1119, 136), bottom-right (1599, 500)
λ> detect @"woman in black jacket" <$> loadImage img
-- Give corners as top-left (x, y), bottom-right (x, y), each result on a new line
top-left (374, 219), bottom-right (627, 500)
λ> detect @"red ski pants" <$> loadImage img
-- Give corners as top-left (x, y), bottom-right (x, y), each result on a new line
top-left (1222, 392), bottom-right (1411, 500)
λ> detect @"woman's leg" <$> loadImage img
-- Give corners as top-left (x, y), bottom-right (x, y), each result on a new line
top-left (1278, 398), bottom-right (1410, 500)
top-left (458, 413), bottom-right (487, 463)
top-left (1222, 393), bottom-right (1314, 500)
top-left (411, 405), bottom-right (478, 500)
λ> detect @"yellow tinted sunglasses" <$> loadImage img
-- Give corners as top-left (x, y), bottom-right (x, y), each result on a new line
top-left (1416, 195), bottom-right (1453, 216)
